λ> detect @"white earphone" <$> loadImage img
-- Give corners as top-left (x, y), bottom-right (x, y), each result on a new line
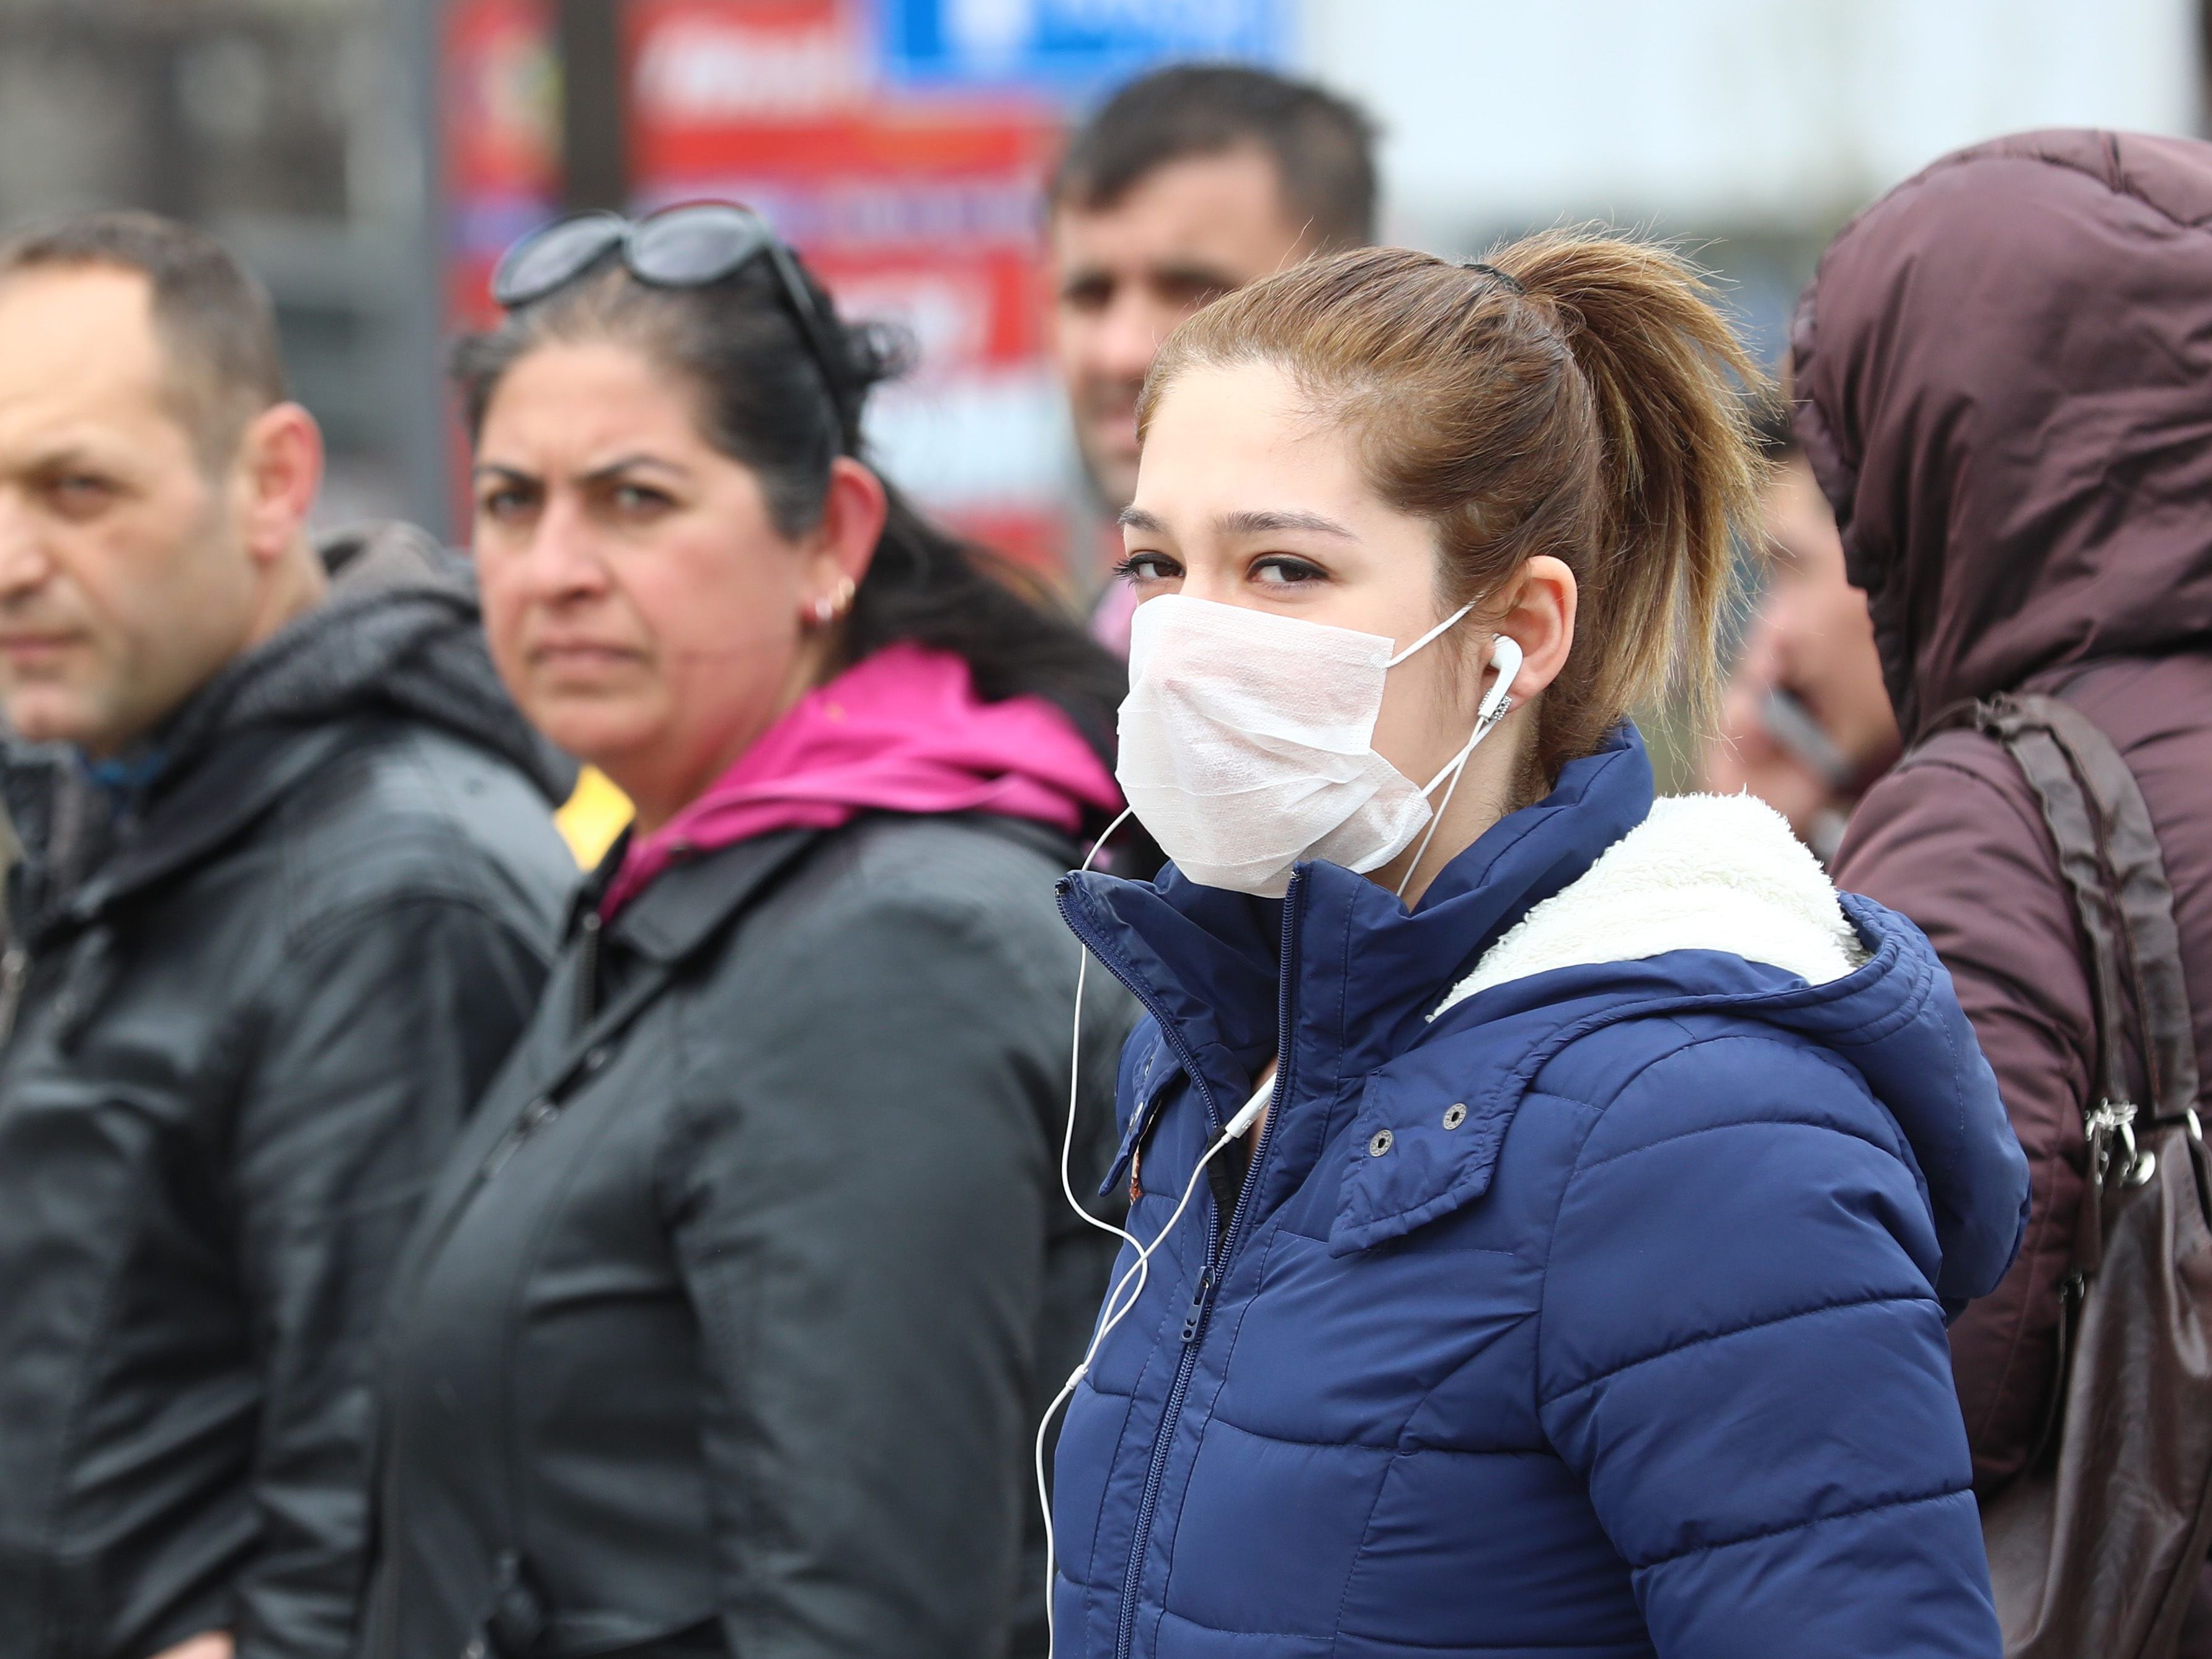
top-left (1392, 634), bottom-right (1523, 899)
top-left (1480, 634), bottom-right (1524, 727)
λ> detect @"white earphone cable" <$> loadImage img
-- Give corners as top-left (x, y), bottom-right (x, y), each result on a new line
top-left (1396, 639), bottom-right (1521, 900)
top-left (1041, 804), bottom-right (1278, 1657)
top-left (1057, 806), bottom-right (1141, 1258)
top-left (1041, 804), bottom-right (1143, 1657)
top-left (1037, 1106), bottom-right (1255, 1657)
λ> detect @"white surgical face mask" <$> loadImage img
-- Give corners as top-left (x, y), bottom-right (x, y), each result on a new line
top-left (1115, 593), bottom-right (1517, 897)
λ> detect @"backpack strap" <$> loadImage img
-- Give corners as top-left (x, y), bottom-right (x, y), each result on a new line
top-left (1951, 693), bottom-right (2205, 1272)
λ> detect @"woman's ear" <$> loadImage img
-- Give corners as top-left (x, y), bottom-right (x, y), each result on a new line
top-left (1491, 556), bottom-right (1578, 702)
top-left (806, 456), bottom-right (889, 601)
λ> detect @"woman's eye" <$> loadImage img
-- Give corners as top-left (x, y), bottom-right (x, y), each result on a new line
top-left (610, 483), bottom-right (673, 517)
top-left (1116, 551), bottom-right (1182, 585)
top-left (478, 487), bottom-right (534, 522)
top-left (1251, 556), bottom-right (1327, 587)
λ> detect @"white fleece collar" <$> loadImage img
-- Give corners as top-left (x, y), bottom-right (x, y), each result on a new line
top-left (1432, 792), bottom-right (1868, 1020)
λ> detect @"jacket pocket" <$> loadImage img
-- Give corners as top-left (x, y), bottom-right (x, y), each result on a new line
top-left (469, 1549), bottom-right (722, 1659)
top-left (1328, 1061), bottom-right (1520, 1256)
top-left (538, 1611), bottom-right (723, 1657)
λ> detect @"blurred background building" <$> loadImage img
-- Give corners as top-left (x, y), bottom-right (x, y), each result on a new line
top-left (0, 0), bottom-right (445, 528)
top-left (0, 0), bottom-right (2200, 566)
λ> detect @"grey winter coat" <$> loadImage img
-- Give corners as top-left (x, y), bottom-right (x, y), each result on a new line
top-left (0, 524), bottom-right (577, 1659)
top-left (358, 812), bottom-right (1133, 1659)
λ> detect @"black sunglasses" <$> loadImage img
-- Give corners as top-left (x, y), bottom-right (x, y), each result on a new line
top-left (491, 202), bottom-right (850, 412)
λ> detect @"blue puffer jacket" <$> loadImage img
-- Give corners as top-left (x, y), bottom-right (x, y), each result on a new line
top-left (1051, 726), bottom-right (2030, 1659)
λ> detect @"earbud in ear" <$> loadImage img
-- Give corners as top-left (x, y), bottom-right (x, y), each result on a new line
top-left (1479, 636), bottom-right (1523, 727)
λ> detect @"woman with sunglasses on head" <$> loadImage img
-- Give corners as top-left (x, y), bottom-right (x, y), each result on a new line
top-left (1043, 238), bottom-right (2030, 1658)
top-left (357, 206), bottom-right (1136, 1659)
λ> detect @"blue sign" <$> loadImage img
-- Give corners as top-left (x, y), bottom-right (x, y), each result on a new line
top-left (877, 0), bottom-right (1289, 96)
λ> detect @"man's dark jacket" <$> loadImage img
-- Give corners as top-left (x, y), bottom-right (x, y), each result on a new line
top-left (1793, 128), bottom-right (2212, 1650)
top-left (0, 523), bottom-right (577, 1659)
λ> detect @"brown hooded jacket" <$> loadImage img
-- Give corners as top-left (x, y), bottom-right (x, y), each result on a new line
top-left (1793, 128), bottom-right (2212, 1639)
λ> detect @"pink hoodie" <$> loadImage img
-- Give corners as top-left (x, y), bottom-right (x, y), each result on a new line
top-left (599, 642), bottom-right (1122, 918)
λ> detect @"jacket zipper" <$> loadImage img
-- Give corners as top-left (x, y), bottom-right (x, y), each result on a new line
top-left (364, 1079), bottom-right (557, 1653)
top-left (367, 915), bottom-right (615, 1654)
top-left (573, 909), bottom-right (602, 1031)
top-left (0, 945), bottom-right (27, 1047)
top-left (474, 915), bottom-right (605, 1185)
top-left (1204, 875), bottom-right (1302, 1332)
top-left (1057, 871), bottom-right (1304, 1659)
top-left (481, 1097), bottom-right (562, 1179)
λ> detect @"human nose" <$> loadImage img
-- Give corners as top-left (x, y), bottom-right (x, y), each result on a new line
top-left (1091, 288), bottom-right (1171, 385)
top-left (1170, 563), bottom-right (1244, 607)
top-left (0, 494), bottom-right (53, 602)
top-left (505, 493), bottom-right (611, 605)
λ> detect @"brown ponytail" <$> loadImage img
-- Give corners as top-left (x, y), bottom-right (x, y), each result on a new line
top-left (1140, 231), bottom-right (1764, 779)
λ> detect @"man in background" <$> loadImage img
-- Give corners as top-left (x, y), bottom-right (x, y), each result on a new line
top-left (0, 212), bottom-right (574, 1659)
top-left (1700, 399), bottom-right (1898, 862)
top-left (1047, 63), bottom-right (1379, 652)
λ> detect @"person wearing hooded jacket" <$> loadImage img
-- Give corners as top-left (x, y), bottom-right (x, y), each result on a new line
top-left (357, 207), bottom-right (1136, 1659)
top-left (1792, 128), bottom-right (2212, 1649)
top-left (0, 215), bottom-right (575, 1659)
top-left (1046, 235), bottom-right (2029, 1659)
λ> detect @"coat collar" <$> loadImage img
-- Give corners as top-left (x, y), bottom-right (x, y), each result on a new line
top-left (575, 825), bottom-right (823, 964)
top-left (1060, 724), bottom-right (1656, 1119)
top-left (7, 722), bottom-right (351, 944)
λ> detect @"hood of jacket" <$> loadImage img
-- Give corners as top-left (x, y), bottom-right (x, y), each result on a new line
top-left (1435, 789), bottom-right (1868, 1007)
top-left (598, 641), bottom-right (1122, 916)
top-left (1790, 128), bottom-right (2212, 740)
top-left (2, 522), bottom-right (569, 927)
top-left (151, 520), bottom-right (570, 801)
top-left (1062, 724), bottom-right (2028, 1306)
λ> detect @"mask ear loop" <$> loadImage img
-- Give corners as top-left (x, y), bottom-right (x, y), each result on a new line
top-left (1394, 635), bottom-right (1523, 901)
top-left (1385, 601), bottom-right (1475, 667)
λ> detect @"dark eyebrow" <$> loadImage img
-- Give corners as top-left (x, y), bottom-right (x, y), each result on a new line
top-left (1217, 509), bottom-right (1357, 540)
top-left (579, 453), bottom-right (691, 486)
top-left (22, 440), bottom-right (122, 476)
top-left (1117, 506), bottom-right (1361, 541)
top-left (1147, 260), bottom-right (1240, 293)
top-left (469, 455), bottom-right (691, 488)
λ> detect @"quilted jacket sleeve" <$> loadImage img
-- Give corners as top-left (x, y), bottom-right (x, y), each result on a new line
top-left (229, 896), bottom-right (553, 1659)
top-left (664, 878), bottom-right (1122, 1659)
top-left (1836, 744), bottom-right (2094, 1492)
top-left (1534, 1033), bottom-right (2004, 1659)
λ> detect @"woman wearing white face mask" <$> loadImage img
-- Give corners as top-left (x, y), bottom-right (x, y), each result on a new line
top-left (1043, 238), bottom-right (2030, 1659)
